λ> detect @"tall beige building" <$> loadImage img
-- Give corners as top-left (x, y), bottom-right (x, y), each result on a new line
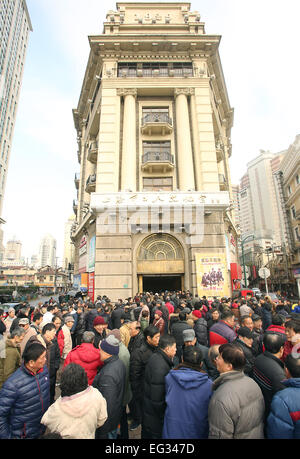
top-left (238, 150), bottom-right (288, 263)
top-left (0, 0), bottom-right (32, 219)
top-left (2, 238), bottom-right (22, 265)
top-left (71, 2), bottom-right (238, 300)
top-left (279, 135), bottom-right (300, 296)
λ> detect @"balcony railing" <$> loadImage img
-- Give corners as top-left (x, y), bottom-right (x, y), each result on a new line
top-left (141, 113), bottom-right (173, 135)
top-left (87, 141), bottom-right (98, 164)
top-left (141, 151), bottom-right (174, 172)
top-left (86, 174), bottom-right (96, 193)
top-left (118, 68), bottom-right (194, 78)
top-left (141, 113), bottom-right (172, 126)
top-left (74, 173), bottom-right (80, 189)
top-left (73, 199), bottom-right (78, 215)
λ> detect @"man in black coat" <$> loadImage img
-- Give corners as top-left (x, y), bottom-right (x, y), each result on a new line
top-left (111, 303), bottom-right (125, 329)
top-left (251, 331), bottom-right (286, 421)
top-left (93, 335), bottom-right (126, 439)
top-left (233, 327), bottom-right (255, 376)
top-left (170, 311), bottom-right (192, 361)
top-left (128, 325), bottom-right (160, 431)
top-left (73, 303), bottom-right (86, 346)
top-left (128, 322), bottom-right (144, 355)
top-left (142, 334), bottom-right (176, 439)
top-left (191, 310), bottom-right (208, 346)
top-left (84, 304), bottom-right (99, 332)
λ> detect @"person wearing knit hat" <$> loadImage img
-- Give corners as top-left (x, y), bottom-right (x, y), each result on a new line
top-left (191, 309), bottom-right (208, 347)
top-left (93, 316), bottom-right (106, 327)
top-left (192, 310), bottom-right (202, 319)
top-left (92, 315), bottom-right (107, 349)
top-left (106, 328), bottom-right (121, 342)
top-left (100, 335), bottom-right (120, 357)
top-left (93, 334), bottom-right (126, 439)
top-left (106, 329), bottom-right (132, 439)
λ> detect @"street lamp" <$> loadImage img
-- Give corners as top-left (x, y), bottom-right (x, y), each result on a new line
top-left (240, 235), bottom-right (255, 289)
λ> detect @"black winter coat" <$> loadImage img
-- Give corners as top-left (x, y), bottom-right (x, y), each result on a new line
top-left (0, 320), bottom-right (6, 336)
top-left (170, 321), bottom-right (192, 359)
top-left (74, 312), bottom-right (85, 337)
top-left (129, 339), bottom-right (157, 400)
top-left (233, 338), bottom-right (255, 376)
top-left (84, 309), bottom-right (99, 332)
top-left (252, 328), bottom-right (264, 356)
top-left (142, 349), bottom-right (173, 437)
top-left (251, 351), bottom-right (286, 419)
top-left (262, 303), bottom-right (273, 331)
top-left (93, 355), bottom-right (126, 437)
top-left (110, 307), bottom-right (125, 329)
top-left (194, 318), bottom-right (208, 346)
top-left (128, 332), bottom-right (144, 355)
top-left (92, 327), bottom-right (106, 349)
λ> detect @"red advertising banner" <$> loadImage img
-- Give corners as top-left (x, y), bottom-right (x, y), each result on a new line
top-left (230, 263), bottom-right (242, 291)
top-left (88, 272), bottom-right (95, 302)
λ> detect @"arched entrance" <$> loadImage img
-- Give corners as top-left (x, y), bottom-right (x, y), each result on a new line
top-left (137, 234), bottom-right (184, 293)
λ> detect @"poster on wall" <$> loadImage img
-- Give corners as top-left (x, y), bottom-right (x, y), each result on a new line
top-left (88, 236), bottom-right (96, 273)
top-left (195, 253), bottom-right (230, 298)
top-left (88, 272), bottom-right (95, 302)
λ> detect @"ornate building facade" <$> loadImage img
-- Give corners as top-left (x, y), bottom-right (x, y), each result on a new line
top-left (71, 2), bottom-right (238, 301)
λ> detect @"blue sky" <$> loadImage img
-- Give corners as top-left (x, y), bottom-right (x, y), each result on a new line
top-left (3, 0), bottom-right (300, 262)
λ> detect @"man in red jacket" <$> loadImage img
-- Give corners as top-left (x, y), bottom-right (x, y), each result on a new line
top-left (266, 314), bottom-right (287, 338)
top-left (63, 331), bottom-right (103, 385)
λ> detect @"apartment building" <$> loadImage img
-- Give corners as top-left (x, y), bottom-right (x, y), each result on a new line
top-left (71, 2), bottom-right (238, 300)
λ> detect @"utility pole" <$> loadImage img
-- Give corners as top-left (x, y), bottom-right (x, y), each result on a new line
top-left (54, 257), bottom-right (59, 295)
top-left (241, 235), bottom-right (255, 289)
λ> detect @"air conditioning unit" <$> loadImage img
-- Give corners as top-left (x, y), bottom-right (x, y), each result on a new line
top-left (153, 69), bottom-right (159, 76)
top-left (137, 69), bottom-right (143, 77)
top-left (169, 69), bottom-right (175, 77)
top-left (121, 70), bottom-right (127, 77)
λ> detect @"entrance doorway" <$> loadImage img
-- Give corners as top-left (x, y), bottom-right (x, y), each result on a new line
top-left (142, 275), bottom-right (182, 293)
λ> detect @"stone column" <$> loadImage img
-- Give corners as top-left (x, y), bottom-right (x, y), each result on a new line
top-left (118, 89), bottom-right (137, 191)
top-left (138, 274), bottom-right (143, 294)
top-left (174, 88), bottom-right (195, 191)
top-left (190, 92), bottom-right (203, 191)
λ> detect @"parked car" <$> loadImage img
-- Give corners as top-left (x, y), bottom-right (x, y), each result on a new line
top-left (232, 289), bottom-right (254, 300)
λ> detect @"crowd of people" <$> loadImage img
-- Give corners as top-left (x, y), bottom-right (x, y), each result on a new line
top-left (0, 290), bottom-right (300, 439)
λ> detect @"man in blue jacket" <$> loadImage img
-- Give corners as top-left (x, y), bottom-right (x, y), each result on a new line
top-left (0, 342), bottom-right (50, 439)
top-left (163, 345), bottom-right (213, 439)
top-left (267, 353), bottom-right (300, 438)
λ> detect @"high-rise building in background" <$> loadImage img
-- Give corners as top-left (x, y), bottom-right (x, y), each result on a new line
top-left (2, 237), bottom-right (22, 265)
top-left (238, 150), bottom-right (287, 259)
top-left (71, 2), bottom-right (239, 301)
top-left (0, 0), bottom-right (32, 221)
top-left (279, 135), bottom-right (300, 296)
top-left (38, 234), bottom-right (56, 268)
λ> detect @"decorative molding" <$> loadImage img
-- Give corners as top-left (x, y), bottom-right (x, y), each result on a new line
top-left (90, 191), bottom-right (230, 211)
top-left (117, 88), bottom-right (137, 97)
top-left (174, 88), bottom-right (195, 97)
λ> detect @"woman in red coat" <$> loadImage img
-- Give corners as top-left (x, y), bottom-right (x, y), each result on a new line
top-left (63, 331), bottom-right (103, 385)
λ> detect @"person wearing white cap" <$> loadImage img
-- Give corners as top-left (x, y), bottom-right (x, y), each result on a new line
top-left (60, 316), bottom-right (74, 360)
top-left (3, 308), bottom-right (16, 336)
top-left (19, 318), bottom-right (37, 357)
